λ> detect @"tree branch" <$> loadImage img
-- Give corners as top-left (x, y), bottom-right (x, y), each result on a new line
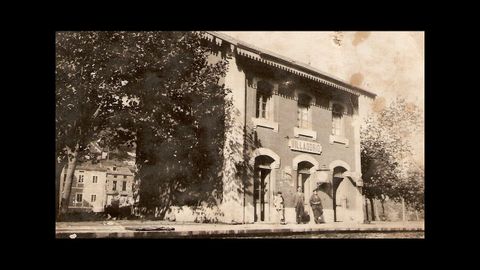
top-left (92, 103), bottom-right (102, 120)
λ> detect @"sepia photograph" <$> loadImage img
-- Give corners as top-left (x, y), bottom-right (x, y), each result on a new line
top-left (55, 31), bottom-right (424, 239)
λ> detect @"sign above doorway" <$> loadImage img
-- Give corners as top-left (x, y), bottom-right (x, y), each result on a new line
top-left (288, 139), bottom-right (322, 155)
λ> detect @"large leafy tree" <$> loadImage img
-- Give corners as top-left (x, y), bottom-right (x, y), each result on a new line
top-left (361, 97), bottom-right (424, 219)
top-left (123, 33), bottom-right (231, 218)
top-left (56, 31), bottom-right (230, 218)
top-left (56, 32), bottom-right (128, 215)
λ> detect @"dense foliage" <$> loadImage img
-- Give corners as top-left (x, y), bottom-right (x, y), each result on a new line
top-left (361, 97), bottom-right (424, 211)
top-left (56, 32), bottom-right (231, 217)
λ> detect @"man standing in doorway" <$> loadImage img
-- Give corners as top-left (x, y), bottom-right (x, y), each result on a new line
top-left (310, 189), bottom-right (324, 224)
top-left (294, 186), bottom-right (305, 224)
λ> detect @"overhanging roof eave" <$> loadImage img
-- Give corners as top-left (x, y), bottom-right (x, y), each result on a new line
top-left (206, 31), bottom-right (377, 98)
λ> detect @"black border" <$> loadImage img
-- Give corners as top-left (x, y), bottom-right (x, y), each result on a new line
top-left (18, 8), bottom-right (440, 262)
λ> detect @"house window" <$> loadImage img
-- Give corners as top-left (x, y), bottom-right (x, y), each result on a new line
top-left (122, 181), bottom-right (127, 191)
top-left (78, 175), bottom-right (84, 183)
top-left (76, 193), bottom-right (83, 203)
top-left (92, 176), bottom-right (98, 183)
top-left (297, 94), bottom-right (312, 129)
top-left (332, 103), bottom-right (345, 136)
top-left (91, 194), bottom-right (96, 202)
top-left (256, 81), bottom-right (274, 120)
top-left (114, 175), bottom-right (117, 178)
top-left (113, 181), bottom-right (117, 191)
top-left (124, 175), bottom-right (127, 179)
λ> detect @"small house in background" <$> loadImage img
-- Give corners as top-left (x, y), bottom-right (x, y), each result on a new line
top-left (59, 162), bottom-right (108, 213)
top-left (59, 161), bottom-right (135, 213)
top-left (104, 162), bottom-right (135, 207)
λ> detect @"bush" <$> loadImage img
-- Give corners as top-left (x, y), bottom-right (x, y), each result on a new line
top-left (105, 205), bottom-right (134, 220)
top-left (57, 211), bottom-right (106, 222)
top-left (57, 206), bottom-right (136, 222)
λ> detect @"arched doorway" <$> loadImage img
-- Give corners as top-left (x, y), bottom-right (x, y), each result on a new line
top-left (292, 154), bottom-right (320, 224)
top-left (254, 155), bottom-right (275, 222)
top-left (333, 166), bottom-right (360, 222)
top-left (297, 161), bottom-right (315, 203)
top-left (249, 148), bottom-right (280, 223)
top-left (293, 154), bottom-right (319, 198)
top-left (333, 166), bottom-right (348, 221)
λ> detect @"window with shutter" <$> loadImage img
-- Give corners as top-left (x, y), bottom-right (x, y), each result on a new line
top-left (332, 103), bottom-right (345, 136)
top-left (297, 94), bottom-right (311, 129)
top-left (256, 81), bottom-right (274, 120)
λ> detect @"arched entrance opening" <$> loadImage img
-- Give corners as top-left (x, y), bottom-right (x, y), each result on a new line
top-left (292, 154), bottom-right (320, 224)
top-left (333, 166), bottom-right (359, 222)
top-left (253, 155), bottom-right (275, 222)
top-left (297, 161), bottom-right (317, 224)
top-left (297, 161), bottom-right (315, 204)
top-left (333, 166), bottom-right (347, 222)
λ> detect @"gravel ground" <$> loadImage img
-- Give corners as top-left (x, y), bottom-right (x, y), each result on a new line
top-left (215, 232), bottom-right (424, 239)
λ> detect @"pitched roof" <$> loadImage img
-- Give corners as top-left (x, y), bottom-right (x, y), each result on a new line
top-left (205, 31), bottom-right (376, 98)
top-left (74, 160), bottom-right (133, 175)
top-left (88, 141), bottom-right (104, 154)
top-left (107, 166), bottom-right (133, 176)
top-left (76, 162), bottom-right (108, 172)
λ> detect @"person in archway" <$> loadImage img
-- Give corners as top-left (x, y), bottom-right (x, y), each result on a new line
top-left (294, 186), bottom-right (305, 224)
top-left (309, 189), bottom-right (324, 224)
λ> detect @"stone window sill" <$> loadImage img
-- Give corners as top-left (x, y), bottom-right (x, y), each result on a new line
top-left (329, 135), bottom-right (349, 147)
top-left (293, 127), bottom-right (317, 140)
top-left (252, 117), bottom-right (278, 132)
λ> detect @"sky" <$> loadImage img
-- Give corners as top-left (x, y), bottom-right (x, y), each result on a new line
top-left (220, 31), bottom-right (424, 165)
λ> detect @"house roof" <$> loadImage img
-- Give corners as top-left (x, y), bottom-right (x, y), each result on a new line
top-left (205, 31), bottom-right (376, 98)
top-left (107, 166), bottom-right (134, 176)
top-left (76, 162), bottom-right (108, 172)
top-left (74, 160), bottom-right (133, 175)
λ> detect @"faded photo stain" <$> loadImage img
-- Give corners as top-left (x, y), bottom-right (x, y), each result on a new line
top-left (350, 72), bottom-right (364, 87)
top-left (405, 102), bottom-right (416, 113)
top-left (352, 32), bottom-right (371, 46)
top-left (219, 31), bottom-right (424, 166)
top-left (332, 31), bottom-right (344, 47)
top-left (372, 97), bottom-right (386, 112)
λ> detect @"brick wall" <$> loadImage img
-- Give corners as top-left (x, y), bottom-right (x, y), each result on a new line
top-left (242, 68), bottom-right (358, 223)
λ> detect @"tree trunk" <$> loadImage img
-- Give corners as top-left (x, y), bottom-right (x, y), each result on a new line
top-left (369, 197), bottom-right (375, 221)
top-left (60, 145), bottom-right (79, 215)
top-left (55, 159), bottom-right (67, 217)
top-left (401, 197), bottom-right (406, 221)
top-left (155, 181), bottom-right (174, 220)
top-left (364, 196), bottom-right (369, 223)
top-left (381, 199), bottom-right (385, 216)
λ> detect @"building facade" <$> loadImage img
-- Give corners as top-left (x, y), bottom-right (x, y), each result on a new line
top-left (59, 162), bottom-right (134, 213)
top-left (105, 165), bottom-right (135, 207)
top-left (59, 163), bottom-right (107, 212)
top-left (204, 32), bottom-right (376, 224)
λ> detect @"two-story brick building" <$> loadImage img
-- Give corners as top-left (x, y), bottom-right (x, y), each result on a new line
top-left (203, 32), bottom-right (376, 224)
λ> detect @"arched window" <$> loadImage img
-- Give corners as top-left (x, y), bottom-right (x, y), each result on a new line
top-left (332, 103), bottom-right (345, 136)
top-left (256, 81), bottom-right (274, 120)
top-left (297, 94), bottom-right (312, 129)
